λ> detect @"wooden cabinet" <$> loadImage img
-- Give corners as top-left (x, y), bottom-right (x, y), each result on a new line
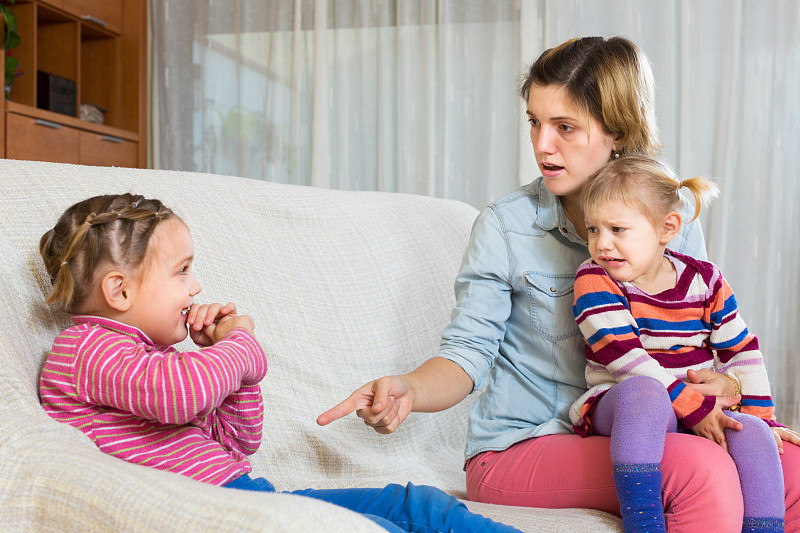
top-left (62, 0), bottom-right (122, 35)
top-left (6, 110), bottom-right (80, 163)
top-left (1, 0), bottom-right (145, 167)
top-left (79, 129), bottom-right (137, 167)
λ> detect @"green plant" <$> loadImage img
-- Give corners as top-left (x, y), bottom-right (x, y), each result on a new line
top-left (2, 0), bottom-right (20, 100)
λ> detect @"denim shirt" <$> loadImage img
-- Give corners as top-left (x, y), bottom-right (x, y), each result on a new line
top-left (438, 177), bottom-right (708, 460)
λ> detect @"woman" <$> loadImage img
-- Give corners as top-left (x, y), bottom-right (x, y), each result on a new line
top-left (318, 36), bottom-right (800, 532)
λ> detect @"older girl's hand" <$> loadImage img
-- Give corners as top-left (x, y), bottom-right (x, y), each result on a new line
top-left (772, 427), bottom-right (800, 455)
top-left (187, 302), bottom-right (254, 345)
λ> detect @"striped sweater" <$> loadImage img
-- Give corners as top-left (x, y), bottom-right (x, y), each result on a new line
top-left (569, 250), bottom-right (777, 437)
top-left (39, 315), bottom-right (267, 485)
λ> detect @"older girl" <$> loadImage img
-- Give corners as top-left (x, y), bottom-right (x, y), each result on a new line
top-left (39, 193), bottom-right (521, 533)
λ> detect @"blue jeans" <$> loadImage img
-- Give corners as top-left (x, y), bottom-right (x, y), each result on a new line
top-left (224, 474), bottom-right (521, 532)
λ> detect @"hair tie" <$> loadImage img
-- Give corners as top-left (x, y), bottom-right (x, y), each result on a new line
top-left (60, 261), bottom-right (68, 266)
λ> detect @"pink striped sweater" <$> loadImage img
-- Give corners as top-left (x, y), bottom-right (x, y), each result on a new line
top-left (39, 315), bottom-right (267, 485)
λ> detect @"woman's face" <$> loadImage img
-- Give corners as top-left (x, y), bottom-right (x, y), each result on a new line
top-left (527, 84), bottom-right (618, 201)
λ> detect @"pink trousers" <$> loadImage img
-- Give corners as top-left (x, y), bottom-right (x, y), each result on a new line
top-left (466, 433), bottom-right (800, 533)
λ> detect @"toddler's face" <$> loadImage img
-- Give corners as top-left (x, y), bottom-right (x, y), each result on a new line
top-left (126, 218), bottom-right (202, 346)
top-left (584, 202), bottom-right (664, 287)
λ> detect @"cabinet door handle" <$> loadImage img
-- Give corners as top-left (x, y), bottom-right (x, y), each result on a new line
top-left (34, 119), bottom-right (62, 130)
top-left (82, 15), bottom-right (108, 27)
top-left (100, 135), bottom-right (124, 144)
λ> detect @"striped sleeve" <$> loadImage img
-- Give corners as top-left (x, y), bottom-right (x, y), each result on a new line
top-left (706, 271), bottom-right (777, 424)
top-left (211, 384), bottom-right (264, 455)
top-left (75, 327), bottom-right (267, 426)
top-left (573, 262), bottom-right (714, 428)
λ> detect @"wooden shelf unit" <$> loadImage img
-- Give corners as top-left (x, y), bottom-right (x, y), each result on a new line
top-left (1, 0), bottom-right (145, 167)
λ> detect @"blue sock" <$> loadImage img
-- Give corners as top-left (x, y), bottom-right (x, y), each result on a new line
top-left (613, 463), bottom-right (666, 533)
top-left (742, 517), bottom-right (785, 533)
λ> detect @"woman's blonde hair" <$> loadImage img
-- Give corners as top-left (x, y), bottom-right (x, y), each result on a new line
top-left (520, 36), bottom-right (660, 157)
top-left (581, 154), bottom-right (719, 227)
top-left (39, 193), bottom-right (176, 313)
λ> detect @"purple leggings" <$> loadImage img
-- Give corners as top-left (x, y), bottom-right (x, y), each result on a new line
top-left (593, 375), bottom-right (785, 520)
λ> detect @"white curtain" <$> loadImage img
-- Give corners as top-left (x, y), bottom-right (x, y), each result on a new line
top-left (150, 0), bottom-right (800, 428)
top-left (150, 0), bottom-right (523, 208)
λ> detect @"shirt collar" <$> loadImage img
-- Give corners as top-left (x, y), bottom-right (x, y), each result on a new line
top-left (532, 178), bottom-right (586, 245)
top-left (70, 314), bottom-right (156, 346)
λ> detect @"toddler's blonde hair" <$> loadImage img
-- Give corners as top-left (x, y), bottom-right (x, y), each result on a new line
top-left (581, 154), bottom-right (719, 228)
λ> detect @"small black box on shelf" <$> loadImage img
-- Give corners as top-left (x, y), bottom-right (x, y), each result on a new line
top-left (37, 71), bottom-right (77, 117)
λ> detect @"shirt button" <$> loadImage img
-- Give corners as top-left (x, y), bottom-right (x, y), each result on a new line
top-left (550, 287), bottom-right (557, 292)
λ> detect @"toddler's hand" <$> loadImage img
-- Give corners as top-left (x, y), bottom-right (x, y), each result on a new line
top-left (772, 426), bottom-right (800, 455)
top-left (691, 398), bottom-right (743, 452)
top-left (187, 302), bottom-right (254, 345)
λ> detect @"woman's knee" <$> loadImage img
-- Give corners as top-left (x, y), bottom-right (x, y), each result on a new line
top-left (780, 443), bottom-right (800, 529)
top-left (662, 433), bottom-right (743, 532)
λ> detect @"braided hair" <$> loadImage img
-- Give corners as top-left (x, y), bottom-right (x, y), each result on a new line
top-left (39, 193), bottom-right (176, 312)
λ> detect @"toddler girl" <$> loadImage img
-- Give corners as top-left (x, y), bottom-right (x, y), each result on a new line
top-left (569, 155), bottom-right (798, 533)
top-left (38, 193), bottom-right (521, 533)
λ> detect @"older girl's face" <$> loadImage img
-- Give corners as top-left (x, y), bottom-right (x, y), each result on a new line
top-left (126, 218), bottom-right (202, 346)
top-left (527, 84), bottom-right (618, 202)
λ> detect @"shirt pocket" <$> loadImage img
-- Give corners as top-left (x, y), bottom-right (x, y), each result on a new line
top-left (524, 271), bottom-right (580, 342)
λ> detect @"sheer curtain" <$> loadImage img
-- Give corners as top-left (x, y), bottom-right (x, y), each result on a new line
top-left (150, 0), bottom-right (800, 427)
top-left (150, 0), bottom-right (523, 208)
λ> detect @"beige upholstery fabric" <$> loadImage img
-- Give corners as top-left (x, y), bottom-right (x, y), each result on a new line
top-left (0, 159), bottom-right (621, 532)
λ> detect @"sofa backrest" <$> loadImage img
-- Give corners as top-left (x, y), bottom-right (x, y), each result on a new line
top-left (0, 159), bottom-right (480, 495)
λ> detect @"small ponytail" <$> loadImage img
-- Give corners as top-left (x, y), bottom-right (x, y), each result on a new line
top-left (582, 154), bottom-right (719, 228)
top-left (679, 176), bottom-right (719, 222)
top-left (39, 228), bottom-right (77, 311)
top-left (47, 261), bottom-right (76, 310)
top-left (41, 212), bottom-right (98, 309)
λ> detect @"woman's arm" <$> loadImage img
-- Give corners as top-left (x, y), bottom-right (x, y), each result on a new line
top-left (319, 207), bottom-right (513, 433)
top-left (317, 357), bottom-right (473, 433)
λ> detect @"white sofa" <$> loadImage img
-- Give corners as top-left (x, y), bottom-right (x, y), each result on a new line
top-left (0, 159), bottom-right (622, 532)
